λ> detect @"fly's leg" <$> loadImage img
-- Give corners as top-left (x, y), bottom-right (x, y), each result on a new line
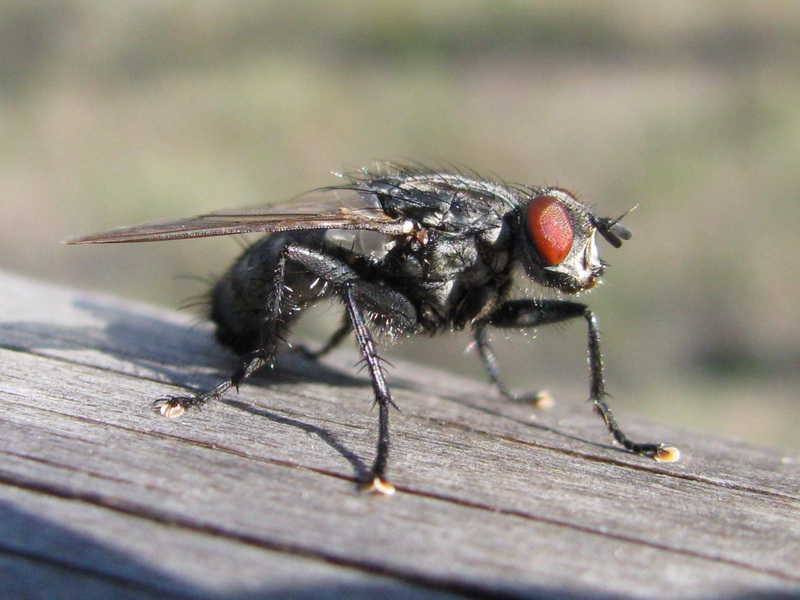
top-left (296, 317), bottom-right (352, 360)
top-left (157, 239), bottom-right (418, 491)
top-left (483, 299), bottom-right (679, 462)
top-left (153, 352), bottom-right (272, 417)
top-left (474, 324), bottom-right (553, 407)
top-left (341, 284), bottom-right (397, 494)
top-left (274, 244), bottom-right (416, 492)
top-left (154, 247), bottom-right (291, 417)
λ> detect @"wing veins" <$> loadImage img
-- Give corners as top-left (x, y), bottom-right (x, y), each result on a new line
top-left (63, 187), bottom-right (410, 244)
top-left (64, 211), bottom-right (407, 245)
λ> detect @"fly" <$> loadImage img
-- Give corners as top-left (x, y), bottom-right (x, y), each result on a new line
top-left (65, 163), bottom-right (679, 494)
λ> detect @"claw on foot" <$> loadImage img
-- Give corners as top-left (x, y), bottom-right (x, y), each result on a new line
top-left (154, 398), bottom-right (186, 418)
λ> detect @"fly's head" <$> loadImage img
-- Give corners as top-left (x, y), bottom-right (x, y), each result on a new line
top-left (518, 188), bottom-right (632, 294)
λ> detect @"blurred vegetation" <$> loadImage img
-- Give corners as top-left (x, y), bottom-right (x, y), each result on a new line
top-left (1, 1), bottom-right (798, 452)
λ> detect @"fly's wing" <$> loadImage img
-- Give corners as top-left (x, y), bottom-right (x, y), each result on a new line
top-left (63, 188), bottom-right (412, 244)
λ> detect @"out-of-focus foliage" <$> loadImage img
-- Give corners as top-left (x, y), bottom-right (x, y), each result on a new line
top-left (2, 1), bottom-right (798, 451)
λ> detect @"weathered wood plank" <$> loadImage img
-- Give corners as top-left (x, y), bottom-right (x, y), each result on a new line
top-left (1, 269), bottom-right (798, 599)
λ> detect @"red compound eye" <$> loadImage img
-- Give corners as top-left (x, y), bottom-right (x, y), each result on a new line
top-left (526, 195), bottom-right (574, 266)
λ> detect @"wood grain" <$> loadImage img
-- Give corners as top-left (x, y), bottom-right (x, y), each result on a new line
top-left (1, 269), bottom-right (798, 599)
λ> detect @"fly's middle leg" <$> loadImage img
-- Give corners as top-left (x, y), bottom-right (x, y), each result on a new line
top-left (280, 245), bottom-right (417, 493)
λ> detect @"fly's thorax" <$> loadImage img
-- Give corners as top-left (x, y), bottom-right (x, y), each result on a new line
top-left (364, 172), bottom-right (511, 234)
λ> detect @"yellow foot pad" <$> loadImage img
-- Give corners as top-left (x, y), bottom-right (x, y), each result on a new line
top-left (653, 445), bottom-right (681, 463)
top-left (362, 476), bottom-right (396, 495)
top-left (530, 389), bottom-right (554, 409)
top-left (154, 399), bottom-right (185, 418)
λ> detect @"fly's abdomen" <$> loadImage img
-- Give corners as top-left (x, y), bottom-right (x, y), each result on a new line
top-left (210, 245), bottom-right (275, 355)
top-left (210, 232), bottom-right (318, 355)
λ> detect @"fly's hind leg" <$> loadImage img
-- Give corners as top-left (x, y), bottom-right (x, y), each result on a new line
top-left (153, 353), bottom-right (271, 417)
top-left (154, 245), bottom-right (292, 417)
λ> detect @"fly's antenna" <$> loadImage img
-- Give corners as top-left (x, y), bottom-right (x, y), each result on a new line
top-left (592, 204), bottom-right (637, 248)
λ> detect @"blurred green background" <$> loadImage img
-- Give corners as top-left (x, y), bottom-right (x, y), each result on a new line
top-left (2, 1), bottom-right (798, 453)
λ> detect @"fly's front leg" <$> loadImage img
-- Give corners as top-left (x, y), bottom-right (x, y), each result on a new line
top-left (476, 299), bottom-right (588, 407)
top-left (483, 299), bottom-right (679, 462)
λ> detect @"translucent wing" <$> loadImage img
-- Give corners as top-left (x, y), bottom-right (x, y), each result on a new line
top-left (64, 188), bottom-right (412, 245)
